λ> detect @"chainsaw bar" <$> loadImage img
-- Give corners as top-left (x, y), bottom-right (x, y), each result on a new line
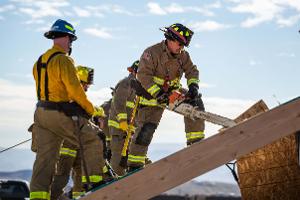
top-left (168, 102), bottom-right (236, 128)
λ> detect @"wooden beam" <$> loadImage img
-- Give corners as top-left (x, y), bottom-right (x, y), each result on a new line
top-left (234, 99), bottom-right (269, 123)
top-left (82, 97), bottom-right (300, 200)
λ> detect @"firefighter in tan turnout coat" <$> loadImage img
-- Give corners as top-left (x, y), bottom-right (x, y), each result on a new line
top-left (50, 66), bottom-right (105, 199)
top-left (127, 23), bottom-right (205, 171)
top-left (108, 61), bottom-right (139, 175)
top-left (30, 19), bottom-right (105, 200)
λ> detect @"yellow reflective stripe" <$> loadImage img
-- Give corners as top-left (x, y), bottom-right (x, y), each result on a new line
top-left (59, 147), bottom-right (77, 157)
top-left (153, 76), bottom-right (164, 85)
top-left (103, 165), bottom-right (108, 173)
top-left (65, 24), bottom-right (74, 31)
top-left (82, 175), bottom-right (103, 183)
top-left (186, 131), bottom-right (205, 140)
top-left (72, 192), bottom-right (85, 198)
top-left (187, 78), bottom-right (199, 86)
top-left (128, 154), bottom-right (146, 164)
top-left (126, 101), bottom-right (135, 108)
top-left (108, 120), bottom-right (120, 129)
top-left (117, 113), bottom-right (127, 121)
top-left (106, 135), bottom-right (112, 141)
top-left (147, 84), bottom-right (160, 96)
top-left (139, 97), bottom-right (158, 106)
top-left (170, 78), bottom-right (181, 88)
top-left (30, 191), bottom-right (50, 200)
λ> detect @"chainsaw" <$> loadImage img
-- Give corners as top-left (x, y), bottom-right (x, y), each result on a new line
top-left (166, 91), bottom-right (236, 128)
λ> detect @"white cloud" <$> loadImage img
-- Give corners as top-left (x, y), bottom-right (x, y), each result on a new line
top-left (11, 0), bottom-right (69, 19)
top-left (276, 14), bottom-right (300, 27)
top-left (228, 0), bottom-right (300, 28)
top-left (188, 20), bottom-right (232, 32)
top-left (0, 4), bottom-right (16, 12)
top-left (84, 5), bottom-right (135, 17)
top-left (147, 2), bottom-right (219, 16)
top-left (249, 59), bottom-right (260, 66)
top-left (277, 52), bottom-right (296, 57)
top-left (83, 28), bottom-right (113, 39)
top-left (147, 2), bottom-right (167, 15)
top-left (73, 6), bottom-right (91, 17)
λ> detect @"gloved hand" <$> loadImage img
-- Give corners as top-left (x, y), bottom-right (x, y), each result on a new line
top-left (186, 83), bottom-right (199, 99)
top-left (129, 125), bottom-right (135, 132)
top-left (156, 90), bottom-right (169, 104)
top-left (119, 121), bottom-right (128, 132)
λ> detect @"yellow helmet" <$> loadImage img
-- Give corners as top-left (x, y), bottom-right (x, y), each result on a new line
top-left (93, 106), bottom-right (106, 118)
top-left (76, 65), bottom-right (94, 84)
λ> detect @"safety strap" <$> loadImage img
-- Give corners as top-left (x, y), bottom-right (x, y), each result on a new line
top-left (36, 52), bottom-right (63, 100)
top-left (225, 161), bottom-right (239, 183)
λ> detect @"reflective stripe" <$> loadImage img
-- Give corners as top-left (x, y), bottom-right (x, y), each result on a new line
top-left (153, 76), bottom-right (181, 88)
top-left (108, 119), bottom-right (135, 131)
top-left (106, 135), bottom-right (112, 141)
top-left (82, 175), bottom-right (103, 183)
top-left (59, 147), bottom-right (77, 157)
top-left (139, 97), bottom-right (159, 106)
top-left (72, 191), bottom-right (85, 198)
top-left (153, 76), bottom-right (165, 85)
top-left (65, 24), bottom-right (74, 31)
top-left (108, 120), bottom-right (120, 129)
top-left (187, 78), bottom-right (199, 86)
top-left (128, 154), bottom-right (146, 164)
top-left (103, 165), bottom-right (108, 173)
top-left (147, 84), bottom-right (160, 96)
top-left (30, 191), bottom-right (49, 200)
top-left (186, 131), bottom-right (205, 141)
top-left (117, 113), bottom-right (127, 121)
top-left (126, 101), bottom-right (135, 108)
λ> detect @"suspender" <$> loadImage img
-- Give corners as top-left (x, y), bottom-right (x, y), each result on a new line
top-left (36, 52), bottom-right (63, 100)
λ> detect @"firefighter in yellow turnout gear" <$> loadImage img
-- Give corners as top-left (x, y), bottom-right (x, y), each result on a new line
top-left (30, 19), bottom-right (105, 200)
top-left (127, 23), bottom-right (205, 170)
top-left (108, 61), bottom-right (139, 176)
top-left (50, 66), bottom-right (103, 199)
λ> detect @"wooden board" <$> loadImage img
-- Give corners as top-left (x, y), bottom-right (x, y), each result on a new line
top-left (82, 97), bottom-right (300, 200)
top-left (237, 99), bottom-right (300, 200)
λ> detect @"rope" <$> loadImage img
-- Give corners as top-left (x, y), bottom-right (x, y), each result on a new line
top-left (0, 138), bottom-right (32, 154)
top-left (225, 161), bottom-right (239, 184)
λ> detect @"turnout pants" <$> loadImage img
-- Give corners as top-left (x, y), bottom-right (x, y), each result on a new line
top-left (127, 103), bottom-right (205, 168)
top-left (29, 107), bottom-right (105, 200)
top-left (109, 126), bottom-right (127, 176)
top-left (50, 141), bottom-right (83, 199)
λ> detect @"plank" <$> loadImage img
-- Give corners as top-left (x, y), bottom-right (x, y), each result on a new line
top-left (82, 97), bottom-right (300, 200)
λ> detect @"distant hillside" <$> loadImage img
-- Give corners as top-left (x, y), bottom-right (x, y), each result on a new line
top-left (165, 181), bottom-right (240, 197)
top-left (0, 169), bottom-right (32, 181)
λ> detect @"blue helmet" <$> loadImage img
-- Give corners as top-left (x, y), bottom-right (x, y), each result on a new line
top-left (44, 19), bottom-right (77, 41)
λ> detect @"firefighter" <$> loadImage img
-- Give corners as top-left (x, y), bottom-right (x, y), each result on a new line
top-left (30, 19), bottom-right (105, 200)
top-left (50, 66), bottom-right (101, 199)
top-left (127, 23), bottom-right (205, 171)
top-left (108, 61), bottom-right (139, 176)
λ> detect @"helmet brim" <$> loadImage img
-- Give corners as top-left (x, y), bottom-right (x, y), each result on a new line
top-left (44, 31), bottom-right (77, 41)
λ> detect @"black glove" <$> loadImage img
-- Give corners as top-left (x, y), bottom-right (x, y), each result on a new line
top-left (186, 83), bottom-right (199, 99)
top-left (156, 90), bottom-right (169, 104)
top-left (184, 93), bottom-right (205, 111)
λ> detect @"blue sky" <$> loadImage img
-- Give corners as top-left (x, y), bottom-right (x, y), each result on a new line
top-left (0, 0), bottom-right (299, 148)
